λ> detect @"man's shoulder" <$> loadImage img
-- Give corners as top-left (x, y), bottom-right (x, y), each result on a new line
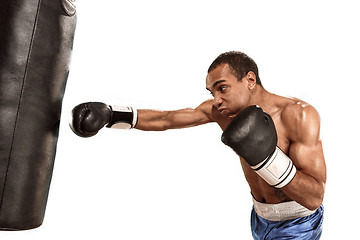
top-left (280, 97), bottom-right (321, 142)
top-left (196, 99), bottom-right (219, 120)
top-left (196, 99), bottom-right (231, 128)
top-left (281, 97), bottom-right (319, 122)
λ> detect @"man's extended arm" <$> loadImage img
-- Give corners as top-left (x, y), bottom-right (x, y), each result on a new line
top-left (70, 100), bottom-right (215, 137)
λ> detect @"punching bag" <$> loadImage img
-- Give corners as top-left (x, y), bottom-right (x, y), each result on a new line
top-left (0, 0), bottom-right (76, 230)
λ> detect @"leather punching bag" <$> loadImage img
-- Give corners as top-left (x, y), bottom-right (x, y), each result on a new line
top-left (0, 0), bottom-right (76, 230)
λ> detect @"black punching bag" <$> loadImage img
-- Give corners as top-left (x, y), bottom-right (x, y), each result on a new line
top-left (0, 0), bottom-right (76, 230)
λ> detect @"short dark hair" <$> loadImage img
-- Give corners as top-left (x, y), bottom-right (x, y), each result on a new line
top-left (208, 51), bottom-right (262, 86)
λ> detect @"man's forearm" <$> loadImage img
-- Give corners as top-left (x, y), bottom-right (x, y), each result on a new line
top-left (135, 108), bottom-right (211, 131)
top-left (281, 171), bottom-right (325, 211)
top-left (135, 109), bottom-right (173, 131)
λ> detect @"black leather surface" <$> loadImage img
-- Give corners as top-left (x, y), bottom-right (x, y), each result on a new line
top-left (0, 0), bottom-right (76, 230)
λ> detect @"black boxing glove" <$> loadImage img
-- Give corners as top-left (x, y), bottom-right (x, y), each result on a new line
top-left (70, 102), bottom-right (137, 137)
top-left (221, 105), bottom-right (296, 188)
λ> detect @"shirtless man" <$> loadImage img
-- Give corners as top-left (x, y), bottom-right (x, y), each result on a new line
top-left (71, 51), bottom-right (326, 239)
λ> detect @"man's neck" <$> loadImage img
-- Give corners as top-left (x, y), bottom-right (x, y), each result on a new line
top-left (248, 85), bottom-right (272, 107)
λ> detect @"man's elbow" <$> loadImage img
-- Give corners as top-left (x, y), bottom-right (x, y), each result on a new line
top-left (305, 197), bottom-right (323, 211)
top-left (304, 188), bottom-right (325, 211)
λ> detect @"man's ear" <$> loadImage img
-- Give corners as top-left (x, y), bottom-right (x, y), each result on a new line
top-left (246, 71), bottom-right (257, 90)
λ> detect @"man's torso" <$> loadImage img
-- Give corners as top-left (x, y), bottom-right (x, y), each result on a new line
top-left (211, 95), bottom-right (306, 204)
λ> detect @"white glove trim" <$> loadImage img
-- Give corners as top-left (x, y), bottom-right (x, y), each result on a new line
top-left (252, 147), bottom-right (297, 188)
top-left (109, 106), bottom-right (137, 129)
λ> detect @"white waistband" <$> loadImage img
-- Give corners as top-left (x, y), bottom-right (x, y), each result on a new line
top-left (252, 198), bottom-right (316, 221)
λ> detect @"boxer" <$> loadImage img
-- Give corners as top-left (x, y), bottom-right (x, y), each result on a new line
top-left (71, 51), bottom-right (326, 239)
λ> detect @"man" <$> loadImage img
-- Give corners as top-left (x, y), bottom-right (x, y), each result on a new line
top-left (71, 51), bottom-right (326, 239)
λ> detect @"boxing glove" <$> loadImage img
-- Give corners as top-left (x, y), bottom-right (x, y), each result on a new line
top-left (221, 105), bottom-right (296, 188)
top-left (70, 102), bottom-right (138, 137)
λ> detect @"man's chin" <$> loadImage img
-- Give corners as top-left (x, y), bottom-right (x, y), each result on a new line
top-left (221, 110), bottom-right (237, 119)
top-left (228, 113), bottom-right (237, 119)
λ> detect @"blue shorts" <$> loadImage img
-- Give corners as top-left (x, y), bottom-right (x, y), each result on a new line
top-left (251, 205), bottom-right (324, 240)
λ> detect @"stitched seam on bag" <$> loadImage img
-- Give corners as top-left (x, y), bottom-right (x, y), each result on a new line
top-left (0, 0), bottom-right (42, 216)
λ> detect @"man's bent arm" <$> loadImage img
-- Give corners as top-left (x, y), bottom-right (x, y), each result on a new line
top-left (281, 105), bottom-right (327, 210)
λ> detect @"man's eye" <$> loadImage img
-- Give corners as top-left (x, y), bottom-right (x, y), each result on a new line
top-left (219, 86), bottom-right (227, 92)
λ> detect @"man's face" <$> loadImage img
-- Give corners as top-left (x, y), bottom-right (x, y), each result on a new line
top-left (206, 63), bottom-right (251, 118)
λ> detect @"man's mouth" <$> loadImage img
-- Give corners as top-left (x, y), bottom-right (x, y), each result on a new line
top-left (218, 108), bottom-right (237, 119)
top-left (218, 108), bottom-right (229, 115)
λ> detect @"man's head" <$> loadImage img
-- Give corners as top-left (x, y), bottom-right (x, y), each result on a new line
top-left (208, 51), bottom-right (262, 86)
top-left (206, 51), bottom-right (262, 118)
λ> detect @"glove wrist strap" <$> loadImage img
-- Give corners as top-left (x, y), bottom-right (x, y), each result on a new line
top-left (106, 106), bottom-right (138, 129)
top-left (252, 147), bottom-right (297, 188)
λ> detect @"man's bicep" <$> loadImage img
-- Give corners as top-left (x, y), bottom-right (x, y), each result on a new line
top-left (171, 100), bottom-right (216, 127)
top-left (289, 140), bottom-right (326, 184)
top-left (167, 107), bottom-right (212, 128)
top-left (288, 106), bottom-right (326, 183)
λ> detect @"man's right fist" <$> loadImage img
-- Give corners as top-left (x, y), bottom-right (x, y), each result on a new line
top-left (70, 102), bottom-right (138, 137)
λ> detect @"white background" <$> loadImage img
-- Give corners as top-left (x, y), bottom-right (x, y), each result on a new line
top-left (2, 0), bottom-right (359, 239)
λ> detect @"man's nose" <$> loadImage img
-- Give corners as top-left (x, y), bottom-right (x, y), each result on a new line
top-left (213, 94), bottom-right (223, 108)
